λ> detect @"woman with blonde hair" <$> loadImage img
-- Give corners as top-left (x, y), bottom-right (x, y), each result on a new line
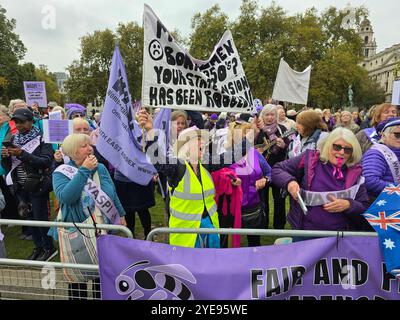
top-left (225, 121), bottom-right (272, 246)
top-left (322, 109), bottom-right (335, 131)
top-left (334, 111), bottom-right (360, 134)
top-left (272, 128), bottom-right (370, 233)
top-left (51, 133), bottom-right (126, 299)
top-left (356, 103), bottom-right (398, 153)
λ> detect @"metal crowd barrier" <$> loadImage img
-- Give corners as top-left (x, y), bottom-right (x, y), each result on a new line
top-left (146, 227), bottom-right (378, 242)
top-left (0, 221), bottom-right (381, 300)
top-left (0, 219), bottom-right (133, 300)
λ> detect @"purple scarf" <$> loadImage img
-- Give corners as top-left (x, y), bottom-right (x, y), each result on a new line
top-left (262, 122), bottom-right (278, 140)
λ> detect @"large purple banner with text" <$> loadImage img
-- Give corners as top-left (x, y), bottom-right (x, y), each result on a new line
top-left (97, 235), bottom-right (400, 300)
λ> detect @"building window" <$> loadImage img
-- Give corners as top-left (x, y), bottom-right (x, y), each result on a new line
top-left (364, 36), bottom-right (369, 44)
top-left (365, 49), bottom-right (369, 57)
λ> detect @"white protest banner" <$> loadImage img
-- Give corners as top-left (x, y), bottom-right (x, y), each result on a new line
top-left (142, 4), bottom-right (253, 114)
top-left (43, 119), bottom-right (73, 144)
top-left (392, 80), bottom-right (400, 106)
top-left (272, 58), bottom-right (312, 105)
top-left (23, 81), bottom-right (48, 109)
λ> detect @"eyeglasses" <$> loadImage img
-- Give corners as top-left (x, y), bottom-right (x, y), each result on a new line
top-left (332, 144), bottom-right (353, 155)
top-left (392, 132), bottom-right (400, 139)
top-left (72, 114), bottom-right (85, 119)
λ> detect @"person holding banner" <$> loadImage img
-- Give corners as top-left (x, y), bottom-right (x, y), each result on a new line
top-left (362, 118), bottom-right (400, 199)
top-left (1, 108), bottom-right (56, 260)
top-left (51, 133), bottom-right (126, 299)
top-left (138, 109), bottom-right (243, 248)
top-left (356, 103), bottom-right (398, 154)
top-left (272, 128), bottom-right (371, 234)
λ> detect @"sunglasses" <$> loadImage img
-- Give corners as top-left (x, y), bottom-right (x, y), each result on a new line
top-left (332, 144), bottom-right (353, 155)
top-left (392, 132), bottom-right (400, 139)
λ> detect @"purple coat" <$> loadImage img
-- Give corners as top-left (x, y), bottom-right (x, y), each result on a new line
top-left (272, 150), bottom-right (371, 231)
top-left (362, 145), bottom-right (400, 197)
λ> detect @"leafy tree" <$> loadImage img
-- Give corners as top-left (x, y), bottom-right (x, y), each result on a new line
top-left (65, 24), bottom-right (145, 103)
top-left (0, 5), bottom-right (27, 103)
top-left (117, 22), bottom-right (144, 100)
top-left (35, 65), bottom-right (61, 104)
top-left (189, 5), bottom-right (229, 60)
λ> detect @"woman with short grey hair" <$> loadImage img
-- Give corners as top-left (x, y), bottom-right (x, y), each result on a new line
top-left (255, 104), bottom-right (291, 230)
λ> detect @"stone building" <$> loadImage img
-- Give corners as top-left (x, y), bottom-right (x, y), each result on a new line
top-left (359, 19), bottom-right (400, 102)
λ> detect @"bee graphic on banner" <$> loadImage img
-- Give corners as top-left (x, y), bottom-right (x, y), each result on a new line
top-left (115, 260), bottom-right (197, 300)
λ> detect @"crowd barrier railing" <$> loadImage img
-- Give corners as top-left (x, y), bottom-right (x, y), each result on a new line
top-left (0, 219), bottom-right (132, 300)
top-left (0, 221), bottom-right (380, 300)
top-left (146, 227), bottom-right (378, 242)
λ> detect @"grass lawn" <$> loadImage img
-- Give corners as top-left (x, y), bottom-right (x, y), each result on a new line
top-left (2, 190), bottom-right (290, 260)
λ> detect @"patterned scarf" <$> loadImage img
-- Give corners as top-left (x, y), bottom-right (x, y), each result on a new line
top-left (262, 122), bottom-right (278, 141)
top-left (12, 126), bottom-right (41, 148)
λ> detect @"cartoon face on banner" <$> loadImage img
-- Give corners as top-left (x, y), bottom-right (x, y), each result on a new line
top-left (115, 260), bottom-right (197, 300)
top-left (148, 39), bottom-right (164, 61)
top-left (142, 4), bottom-right (253, 114)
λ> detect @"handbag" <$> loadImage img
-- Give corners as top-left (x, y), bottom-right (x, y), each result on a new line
top-left (241, 205), bottom-right (266, 229)
top-left (57, 172), bottom-right (105, 283)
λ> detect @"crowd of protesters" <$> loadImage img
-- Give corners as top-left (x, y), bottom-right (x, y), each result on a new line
top-left (0, 99), bottom-right (398, 261)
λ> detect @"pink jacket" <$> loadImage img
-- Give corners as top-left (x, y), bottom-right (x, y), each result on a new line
top-left (211, 168), bottom-right (243, 248)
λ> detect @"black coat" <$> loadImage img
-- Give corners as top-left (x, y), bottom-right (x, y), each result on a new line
top-left (2, 137), bottom-right (54, 179)
top-left (255, 124), bottom-right (290, 167)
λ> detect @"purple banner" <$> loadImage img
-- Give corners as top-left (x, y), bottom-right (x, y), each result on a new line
top-left (23, 81), bottom-right (47, 109)
top-left (98, 235), bottom-right (400, 300)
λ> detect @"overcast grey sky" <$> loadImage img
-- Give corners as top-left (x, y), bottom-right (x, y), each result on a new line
top-left (2, 0), bottom-right (399, 72)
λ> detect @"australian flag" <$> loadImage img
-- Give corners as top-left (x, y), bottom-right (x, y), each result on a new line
top-left (363, 184), bottom-right (400, 277)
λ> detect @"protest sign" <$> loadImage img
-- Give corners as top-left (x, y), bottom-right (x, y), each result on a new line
top-left (392, 80), bottom-right (400, 106)
top-left (142, 4), bottom-right (253, 114)
top-left (49, 110), bottom-right (62, 120)
top-left (42, 119), bottom-right (73, 144)
top-left (97, 46), bottom-right (158, 186)
top-left (23, 81), bottom-right (48, 109)
top-left (98, 235), bottom-right (400, 300)
top-left (272, 58), bottom-right (311, 105)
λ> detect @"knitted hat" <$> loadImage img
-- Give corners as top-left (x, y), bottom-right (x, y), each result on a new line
top-left (210, 113), bottom-right (218, 121)
top-left (381, 117), bottom-right (400, 133)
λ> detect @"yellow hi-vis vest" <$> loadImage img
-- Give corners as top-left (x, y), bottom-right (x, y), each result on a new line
top-left (168, 161), bottom-right (219, 248)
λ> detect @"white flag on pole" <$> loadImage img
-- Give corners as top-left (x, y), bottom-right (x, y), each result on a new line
top-left (272, 58), bottom-right (311, 105)
top-left (392, 80), bottom-right (400, 106)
